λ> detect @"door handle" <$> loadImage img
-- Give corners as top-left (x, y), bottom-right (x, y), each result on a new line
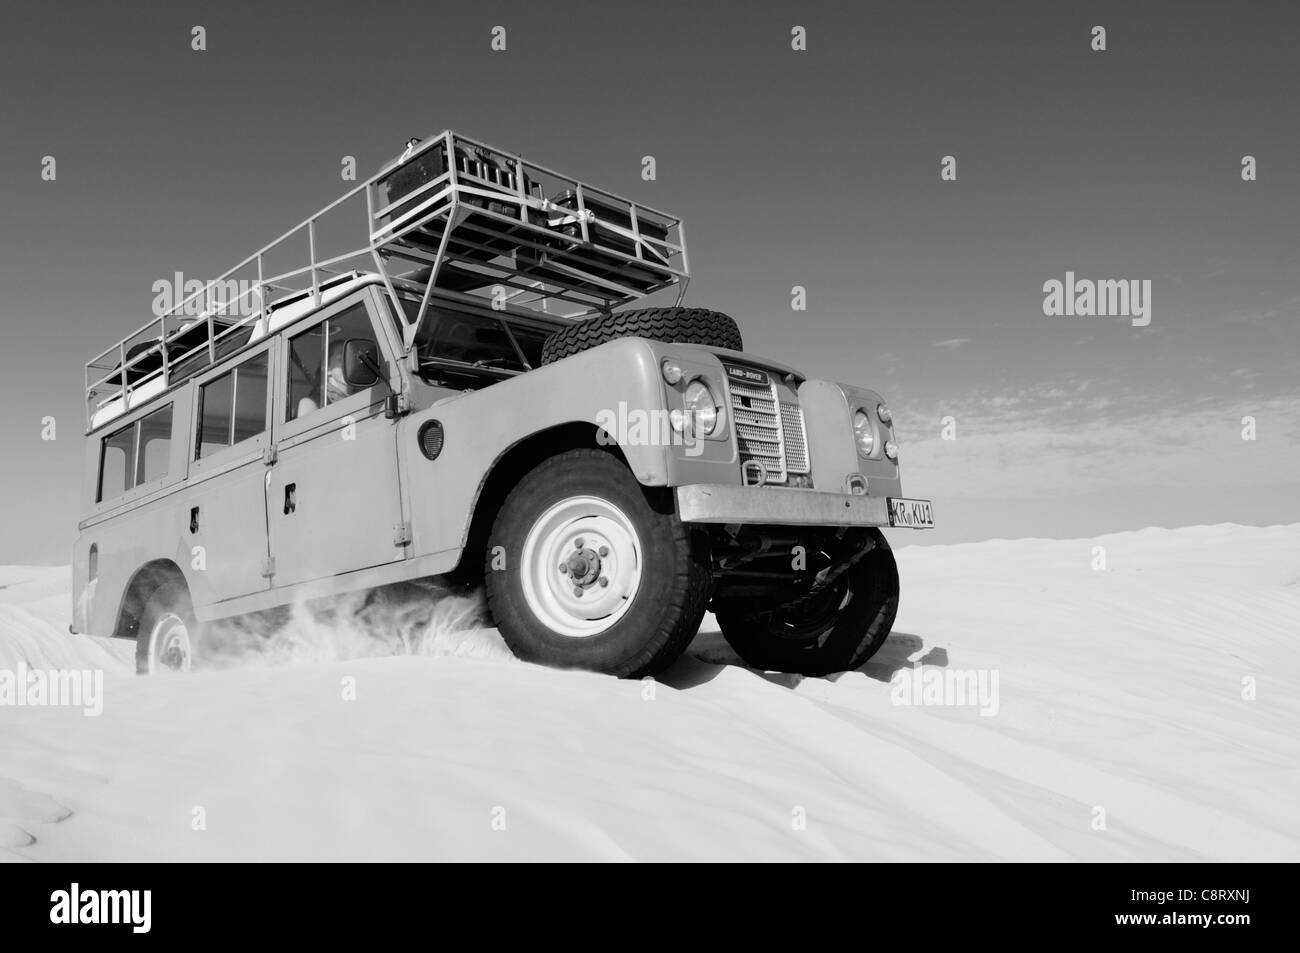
top-left (189, 506), bottom-right (200, 533)
top-left (283, 483), bottom-right (297, 515)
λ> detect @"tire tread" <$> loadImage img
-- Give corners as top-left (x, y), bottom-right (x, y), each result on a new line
top-left (539, 308), bottom-right (743, 365)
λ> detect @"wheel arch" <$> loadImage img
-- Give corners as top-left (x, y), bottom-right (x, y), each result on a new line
top-left (112, 558), bottom-right (191, 642)
top-left (451, 421), bottom-right (646, 586)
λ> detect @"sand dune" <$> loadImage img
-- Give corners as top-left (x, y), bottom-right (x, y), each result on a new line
top-left (1, 524), bottom-right (1297, 861)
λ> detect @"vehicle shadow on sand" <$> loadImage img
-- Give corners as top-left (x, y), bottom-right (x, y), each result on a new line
top-left (662, 627), bottom-right (943, 691)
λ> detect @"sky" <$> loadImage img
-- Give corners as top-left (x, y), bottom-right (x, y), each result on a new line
top-left (1, 0), bottom-right (1297, 563)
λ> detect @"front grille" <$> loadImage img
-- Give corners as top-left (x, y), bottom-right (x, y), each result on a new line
top-left (726, 368), bottom-right (787, 483)
top-left (780, 402), bottom-right (810, 474)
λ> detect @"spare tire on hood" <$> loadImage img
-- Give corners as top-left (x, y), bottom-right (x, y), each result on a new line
top-left (539, 307), bottom-right (743, 366)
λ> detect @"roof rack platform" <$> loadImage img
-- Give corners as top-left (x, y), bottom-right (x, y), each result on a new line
top-left (84, 131), bottom-right (690, 430)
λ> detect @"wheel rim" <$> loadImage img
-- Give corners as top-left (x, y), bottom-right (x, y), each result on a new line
top-left (148, 613), bottom-right (192, 673)
top-left (520, 495), bottom-right (643, 638)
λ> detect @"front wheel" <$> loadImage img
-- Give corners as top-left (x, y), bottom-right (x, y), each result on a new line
top-left (715, 529), bottom-right (899, 676)
top-left (484, 449), bottom-right (711, 677)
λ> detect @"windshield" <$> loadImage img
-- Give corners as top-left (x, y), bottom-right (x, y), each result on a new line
top-left (390, 296), bottom-right (559, 388)
top-left (423, 308), bottom-right (525, 370)
top-left (509, 324), bottom-right (549, 367)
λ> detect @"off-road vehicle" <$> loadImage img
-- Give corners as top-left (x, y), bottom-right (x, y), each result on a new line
top-left (73, 131), bottom-right (934, 678)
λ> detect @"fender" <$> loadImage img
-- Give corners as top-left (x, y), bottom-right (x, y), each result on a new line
top-left (399, 337), bottom-right (673, 561)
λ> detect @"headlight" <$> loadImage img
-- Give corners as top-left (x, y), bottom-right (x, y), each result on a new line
top-left (877, 403), bottom-right (892, 424)
top-left (661, 359), bottom-right (684, 385)
top-left (683, 379), bottom-right (720, 436)
top-left (884, 440), bottom-right (899, 460)
top-left (853, 408), bottom-right (875, 457)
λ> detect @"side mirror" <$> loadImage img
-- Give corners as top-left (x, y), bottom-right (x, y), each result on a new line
top-left (342, 339), bottom-right (382, 388)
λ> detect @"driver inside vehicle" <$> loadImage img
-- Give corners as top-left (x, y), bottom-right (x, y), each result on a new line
top-left (296, 340), bottom-right (354, 419)
top-left (324, 341), bottom-right (356, 404)
top-left (288, 301), bottom-right (388, 421)
top-left (291, 311), bottom-right (382, 420)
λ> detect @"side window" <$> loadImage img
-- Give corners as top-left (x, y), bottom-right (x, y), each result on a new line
top-left (136, 405), bottom-right (173, 484)
top-left (286, 303), bottom-right (382, 421)
top-left (233, 354), bottom-right (269, 442)
top-left (99, 426), bottom-right (135, 501)
top-left (197, 372), bottom-right (234, 458)
top-left (196, 353), bottom-right (269, 458)
top-left (286, 324), bottom-right (324, 421)
top-left (98, 403), bottom-right (173, 502)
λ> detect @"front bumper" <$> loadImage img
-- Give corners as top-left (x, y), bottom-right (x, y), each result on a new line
top-left (677, 484), bottom-right (893, 527)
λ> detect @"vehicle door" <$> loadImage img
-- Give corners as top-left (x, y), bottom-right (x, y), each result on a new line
top-left (184, 340), bottom-right (275, 606)
top-left (266, 291), bottom-right (407, 588)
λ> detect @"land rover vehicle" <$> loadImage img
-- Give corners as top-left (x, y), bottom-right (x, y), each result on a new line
top-left (73, 131), bottom-right (934, 678)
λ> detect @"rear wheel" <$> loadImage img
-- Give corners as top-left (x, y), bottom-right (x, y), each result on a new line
top-left (136, 584), bottom-right (198, 675)
top-left (715, 529), bottom-right (899, 676)
top-left (484, 449), bottom-right (710, 677)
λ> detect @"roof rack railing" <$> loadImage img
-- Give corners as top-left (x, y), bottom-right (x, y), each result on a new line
top-left (85, 130), bottom-right (690, 430)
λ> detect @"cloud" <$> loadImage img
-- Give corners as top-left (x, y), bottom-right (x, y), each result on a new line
top-left (1224, 308), bottom-right (1279, 323)
top-left (932, 338), bottom-right (970, 349)
top-left (895, 386), bottom-right (1300, 501)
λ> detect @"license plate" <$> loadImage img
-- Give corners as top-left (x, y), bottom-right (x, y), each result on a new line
top-left (887, 497), bottom-right (934, 529)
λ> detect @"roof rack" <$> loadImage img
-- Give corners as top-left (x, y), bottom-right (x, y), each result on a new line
top-left (84, 130), bottom-right (690, 430)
